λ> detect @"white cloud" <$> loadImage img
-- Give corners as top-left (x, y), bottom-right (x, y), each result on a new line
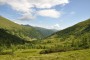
top-left (51, 24), bottom-right (60, 30)
top-left (0, 0), bottom-right (32, 13)
top-left (28, 0), bottom-right (69, 8)
top-left (0, 0), bottom-right (69, 20)
top-left (19, 13), bottom-right (35, 20)
top-left (37, 9), bottom-right (61, 18)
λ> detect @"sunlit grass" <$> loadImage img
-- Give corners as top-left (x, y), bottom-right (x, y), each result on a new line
top-left (0, 49), bottom-right (90, 60)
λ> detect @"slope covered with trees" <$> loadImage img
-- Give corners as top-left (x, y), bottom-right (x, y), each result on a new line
top-left (0, 16), bottom-right (44, 41)
top-left (34, 27), bottom-right (57, 38)
top-left (0, 16), bottom-right (57, 48)
top-left (32, 18), bottom-right (90, 54)
top-left (0, 16), bottom-right (45, 47)
top-left (24, 25), bottom-right (57, 38)
top-left (0, 28), bottom-right (26, 46)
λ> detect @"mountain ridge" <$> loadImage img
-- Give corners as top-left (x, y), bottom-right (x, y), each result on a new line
top-left (32, 18), bottom-right (90, 54)
top-left (0, 16), bottom-right (56, 47)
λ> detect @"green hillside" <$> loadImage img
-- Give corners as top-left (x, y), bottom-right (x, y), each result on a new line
top-left (0, 16), bottom-right (46, 47)
top-left (0, 16), bottom-right (44, 41)
top-left (0, 16), bottom-right (56, 47)
top-left (34, 27), bottom-right (57, 38)
top-left (0, 28), bottom-right (25, 46)
top-left (50, 18), bottom-right (90, 39)
top-left (0, 16), bottom-right (90, 59)
top-left (24, 25), bottom-right (57, 38)
top-left (32, 19), bottom-right (90, 54)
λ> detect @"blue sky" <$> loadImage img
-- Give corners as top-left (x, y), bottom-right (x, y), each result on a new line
top-left (0, 0), bottom-right (90, 30)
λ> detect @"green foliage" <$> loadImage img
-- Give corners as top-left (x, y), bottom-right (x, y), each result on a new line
top-left (0, 49), bottom-right (90, 60)
top-left (10, 45), bottom-right (18, 55)
top-left (0, 16), bottom-right (44, 41)
top-left (34, 26), bottom-right (57, 38)
top-left (38, 19), bottom-right (90, 54)
top-left (0, 16), bottom-right (90, 57)
top-left (0, 46), bottom-right (3, 54)
top-left (0, 16), bottom-right (54, 48)
top-left (0, 16), bottom-right (56, 45)
top-left (0, 28), bottom-right (26, 46)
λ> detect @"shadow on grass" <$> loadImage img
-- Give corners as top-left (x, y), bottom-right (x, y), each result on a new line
top-left (0, 52), bottom-right (13, 55)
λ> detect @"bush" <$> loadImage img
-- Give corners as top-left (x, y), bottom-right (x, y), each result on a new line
top-left (39, 47), bottom-right (69, 54)
top-left (0, 47), bottom-right (3, 54)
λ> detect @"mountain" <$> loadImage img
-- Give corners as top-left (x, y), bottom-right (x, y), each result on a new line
top-left (49, 18), bottom-right (90, 40)
top-left (24, 25), bottom-right (57, 38)
top-left (0, 16), bottom-right (57, 47)
top-left (0, 16), bottom-right (46, 47)
top-left (34, 27), bottom-right (57, 38)
top-left (33, 18), bottom-right (90, 54)
top-left (0, 16), bottom-right (44, 40)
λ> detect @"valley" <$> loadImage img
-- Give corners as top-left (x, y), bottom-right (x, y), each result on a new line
top-left (0, 0), bottom-right (90, 60)
top-left (0, 16), bottom-right (90, 60)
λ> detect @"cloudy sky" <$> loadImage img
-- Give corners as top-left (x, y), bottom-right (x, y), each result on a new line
top-left (0, 0), bottom-right (90, 30)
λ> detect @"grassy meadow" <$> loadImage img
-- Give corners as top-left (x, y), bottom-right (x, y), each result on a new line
top-left (0, 16), bottom-right (90, 60)
top-left (0, 49), bottom-right (90, 60)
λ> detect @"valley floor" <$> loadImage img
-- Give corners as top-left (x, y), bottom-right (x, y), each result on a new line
top-left (0, 49), bottom-right (90, 60)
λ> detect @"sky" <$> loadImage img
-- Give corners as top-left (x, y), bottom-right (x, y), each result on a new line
top-left (0, 0), bottom-right (90, 30)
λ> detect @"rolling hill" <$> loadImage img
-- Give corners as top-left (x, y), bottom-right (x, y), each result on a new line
top-left (0, 16), bottom-right (56, 47)
top-left (0, 16), bottom-right (44, 40)
top-left (32, 18), bottom-right (90, 54)
top-left (34, 27), bottom-right (57, 38)
top-left (0, 16), bottom-right (45, 46)
top-left (24, 25), bottom-right (57, 38)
